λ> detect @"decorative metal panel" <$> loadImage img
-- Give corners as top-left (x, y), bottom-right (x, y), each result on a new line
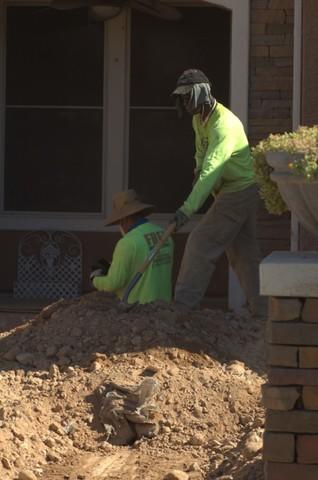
top-left (14, 231), bottom-right (82, 300)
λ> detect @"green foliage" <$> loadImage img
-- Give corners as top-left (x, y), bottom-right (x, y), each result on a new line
top-left (252, 125), bottom-right (318, 215)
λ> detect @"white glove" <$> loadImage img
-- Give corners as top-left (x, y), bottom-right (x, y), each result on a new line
top-left (90, 268), bottom-right (104, 281)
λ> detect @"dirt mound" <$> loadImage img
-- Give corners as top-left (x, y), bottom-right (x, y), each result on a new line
top-left (0, 292), bottom-right (266, 480)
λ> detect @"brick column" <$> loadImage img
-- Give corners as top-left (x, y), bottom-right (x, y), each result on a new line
top-left (260, 252), bottom-right (318, 479)
top-left (249, 0), bottom-right (294, 147)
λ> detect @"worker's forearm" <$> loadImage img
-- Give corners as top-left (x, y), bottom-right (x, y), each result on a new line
top-left (93, 270), bottom-right (128, 293)
top-left (181, 165), bottom-right (223, 216)
top-left (93, 274), bottom-right (115, 292)
top-left (92, 238), bottom-right (132, 293)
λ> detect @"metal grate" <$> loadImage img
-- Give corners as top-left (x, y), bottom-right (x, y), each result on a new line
top-left (14, 231), bottom-right (82, 300)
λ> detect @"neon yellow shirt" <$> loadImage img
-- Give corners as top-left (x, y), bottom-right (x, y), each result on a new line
top-left (181, 103), bottom-right (256, 217)
top-left (93, 221), bottom-right (173, 304)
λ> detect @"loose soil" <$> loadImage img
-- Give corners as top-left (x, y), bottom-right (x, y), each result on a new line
top-left (0, 292), bottom-right (266, 480)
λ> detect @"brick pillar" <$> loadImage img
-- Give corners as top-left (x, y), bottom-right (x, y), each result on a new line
top-left (260, 252), bottom-right (318, 479)
top-left (249, 0), bottom-right (294, 147)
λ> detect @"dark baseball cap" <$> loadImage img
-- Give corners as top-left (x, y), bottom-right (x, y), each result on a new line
top-left (172, 69), bottom-right (211, 95)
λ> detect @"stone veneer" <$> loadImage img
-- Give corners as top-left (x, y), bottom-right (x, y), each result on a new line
top-left (260, 252), bottom-right (318, 479)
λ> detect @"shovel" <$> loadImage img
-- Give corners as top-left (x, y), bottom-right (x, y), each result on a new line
top-left (121, 222), bottom-right (176, 306)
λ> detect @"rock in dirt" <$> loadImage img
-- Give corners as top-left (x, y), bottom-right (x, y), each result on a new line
top-left (189, 463), bottom-right (201, 472)
top-left (18, 470), bottom-right (37, 480)
top-left (49, 422), bottom-right (64, 436)
top-left (16, 352), bottom-right (34, 366)
top-left (189, 433), bottom-right (205, 446)
top-left (1, 457), bottom-right (11, 470)
top-left (49, 364), bottom-right (60, 379)
top-left (227, 361), bottom-right (246, 376)
top-left (164, 470), bottom-right (189, 480)
top-left (0, 407), bottom-right (5, 420)
top-left (46, 450), bottom-right (61, 463)
top-left (243, 431), bottom-right (263, 458)
top-left (135, 421), bottom-right (159, 439)
top-left (3, 347), bottom-right (19, 361)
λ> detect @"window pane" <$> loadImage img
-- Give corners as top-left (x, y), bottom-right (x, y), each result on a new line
top-left (5, 108), bottom-right (103, 212)
top-left (4, 6), bottom-right (104, 214)
top-left (129, 109), bottom-right (212, 213)
top-left (129, 6), bottom-right (230, 213)
top-left (130, 7), bottom-right (231, 107)
top-left (6, 7), bottom-right (104, 106)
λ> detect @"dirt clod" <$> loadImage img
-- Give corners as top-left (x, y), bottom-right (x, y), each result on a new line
top-left (18, 470), bottom-right (37, 480)
top-left (165, 470), bottom-right (189, 480)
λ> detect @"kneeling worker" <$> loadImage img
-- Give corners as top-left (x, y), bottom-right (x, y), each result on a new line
top-left (91, 189), bottom-right (174, 304)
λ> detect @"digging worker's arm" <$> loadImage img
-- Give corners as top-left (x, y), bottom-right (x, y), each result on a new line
top-left (182, 119), bottom-right (234, 217)
top-left (172, 104), bottom-right (253, 230)
top-left (92, 239), bottom-right (134, 295)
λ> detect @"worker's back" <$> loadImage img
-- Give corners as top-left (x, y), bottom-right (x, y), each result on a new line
top-left (116, 221), bottom-right (174, 304)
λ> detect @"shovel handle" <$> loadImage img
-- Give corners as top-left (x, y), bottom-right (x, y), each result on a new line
top-left (122, 222), bottom-right (176, 304)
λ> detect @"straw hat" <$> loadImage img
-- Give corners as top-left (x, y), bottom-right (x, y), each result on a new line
top-left (104, 190), bottom-right (155, 226)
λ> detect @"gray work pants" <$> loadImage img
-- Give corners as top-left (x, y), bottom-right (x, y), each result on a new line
top-left (175, 184), bottom-right (261, 313)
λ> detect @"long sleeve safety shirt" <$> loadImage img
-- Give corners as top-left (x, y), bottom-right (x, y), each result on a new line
top-left (180, 102), bottom-right (256, 217)
top-left (93, 221), bottom-right (173, 304)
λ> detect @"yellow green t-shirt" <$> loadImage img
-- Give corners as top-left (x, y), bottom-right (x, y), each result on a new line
top-left (181, 102), bottom-right (256, 217)
top-left (93, 221), bottom-right (173, 304)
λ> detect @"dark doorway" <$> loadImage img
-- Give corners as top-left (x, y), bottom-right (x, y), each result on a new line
top-left (129, 5), bottom-right (231, 213)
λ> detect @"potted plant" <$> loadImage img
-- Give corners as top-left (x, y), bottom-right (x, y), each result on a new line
top-left (252, 125), bottom-right (318, 236)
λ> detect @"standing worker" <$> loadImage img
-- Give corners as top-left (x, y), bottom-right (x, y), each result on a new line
top-left (170, 69), bottom-right (262, 316)
top-left (91, 189), bottom-right (174, 304)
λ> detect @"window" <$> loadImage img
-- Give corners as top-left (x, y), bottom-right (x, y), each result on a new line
top-left (4, 6), bottom-right (104, 213)
top-left (0, 1), bottom-right (249, 231)
top-left (129, 6), bottom-right (231, 213)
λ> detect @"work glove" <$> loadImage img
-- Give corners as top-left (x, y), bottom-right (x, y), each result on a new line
top-left (170, 209), bottom-right (190, 232)
top-left (90, 258), bottom-right (110, 276)
top-left (90, 258), bottom-right (110, 284)
top-left (90, 268), bottom-right (104, 282)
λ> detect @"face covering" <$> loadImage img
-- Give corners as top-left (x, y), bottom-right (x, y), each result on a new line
top-left (183, 83), bottom-right (215, 116)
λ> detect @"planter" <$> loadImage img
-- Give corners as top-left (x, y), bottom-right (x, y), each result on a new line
top-left (266, 151), bottom-right (318, 238)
